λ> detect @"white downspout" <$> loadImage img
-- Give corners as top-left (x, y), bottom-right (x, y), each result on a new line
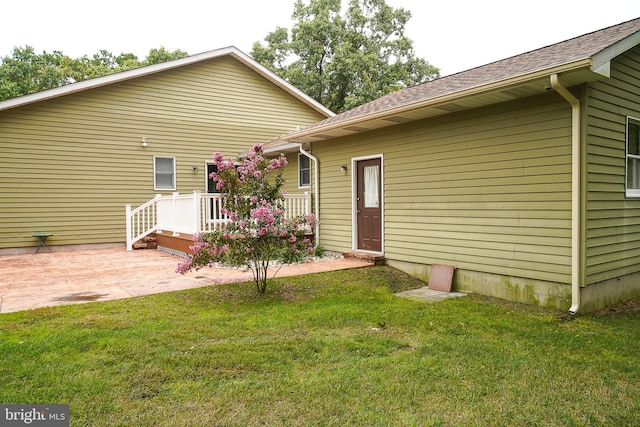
top-left (550, 74), bottom-right (581, 314)
top-left (298, 144), bottom-right (320, 246)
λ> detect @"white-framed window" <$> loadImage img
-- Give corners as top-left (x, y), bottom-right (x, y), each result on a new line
top-left (299, 154), bottom-right (310, 188)
top-left (626, 117), bottom-right (640, 197)
top-left (154, 156), bottom-right (176, 191)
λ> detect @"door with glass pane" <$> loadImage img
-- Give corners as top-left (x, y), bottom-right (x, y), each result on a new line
top-left (356, 158), bottom-right (382, 252)
top-left (206, 163), bottom-right (222, 224)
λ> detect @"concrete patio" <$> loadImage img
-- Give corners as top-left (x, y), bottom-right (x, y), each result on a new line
top-left (0, 247), bottom-right (372, 313)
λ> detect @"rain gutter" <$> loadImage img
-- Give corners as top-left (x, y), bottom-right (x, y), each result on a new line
top-left (297, 144), bottom-right (320, 247)
top-left (283, 60), bottom-right (593, 142)
top-left (550, 73), bottom-right (581, 314)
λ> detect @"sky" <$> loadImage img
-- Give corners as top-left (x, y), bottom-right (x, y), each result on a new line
top-left (1, 0), bottom-right (639, 77)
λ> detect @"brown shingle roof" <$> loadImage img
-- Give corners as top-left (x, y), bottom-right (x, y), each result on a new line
top-left (270, 16), bottom-right (640, 146)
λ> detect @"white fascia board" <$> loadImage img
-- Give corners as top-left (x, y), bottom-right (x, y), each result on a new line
top-left (281, 59), bottom-right (594, 143)
top-left (261, 142), bottom-right (302, 154)
top-left (591, 31), bottom-right (640, 77)
top-left (0, 46), bottom-right (335, 118)
top-left (228, 50), bottom-right (335, 118)
top-left (0, 47), bottom-right (237, 112)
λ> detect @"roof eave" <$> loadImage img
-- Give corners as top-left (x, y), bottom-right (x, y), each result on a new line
top-left (0, 47), bottom-right (335, 118)
top-left (282, 59), bottom-right (596, 144)
top-left (0, 47), bottom-right (238, 112)
top-left (261, 142), bottom-right (304, 155)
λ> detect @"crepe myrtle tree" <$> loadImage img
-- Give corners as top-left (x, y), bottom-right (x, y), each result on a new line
top-left (177, 143), bottom-right (317, 293)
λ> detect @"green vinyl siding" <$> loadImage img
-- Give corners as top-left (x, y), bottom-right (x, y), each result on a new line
top-left (0, 56), bottom-right (327, 250)
top-left (584, 45), bottom-right (640, 284)
top-left (316, 93), bottom-right (574, 284)
top-left (311, 146), bottom-right (356, 249)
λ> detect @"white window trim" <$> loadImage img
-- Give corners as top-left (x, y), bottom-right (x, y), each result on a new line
top-left (626, 116), bottom-right (640, 198)
top-left (154, 156), bottom-right (176, 191)
top-left (298, 153), bottom-right (311, 188)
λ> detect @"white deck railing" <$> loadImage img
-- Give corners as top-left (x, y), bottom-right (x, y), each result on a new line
top-left (126, 191), bottom-right (311, 250)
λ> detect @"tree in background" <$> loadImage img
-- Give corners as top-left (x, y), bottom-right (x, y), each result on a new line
top-left (251, 0), bottom-right (439, 113)
top-left (177, 144), bottom-right (317, 294)
top-left (0, 46), bottom-right (188, 101)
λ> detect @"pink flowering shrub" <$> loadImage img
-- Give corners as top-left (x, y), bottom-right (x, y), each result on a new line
top-left (177, 143), bottom-right (317, 293)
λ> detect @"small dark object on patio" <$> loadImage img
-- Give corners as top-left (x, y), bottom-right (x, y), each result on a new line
top-left (33, 233), bottom-right (53, 253)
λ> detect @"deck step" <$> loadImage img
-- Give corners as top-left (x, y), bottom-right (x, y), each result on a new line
top-left (132, 235), bottom-right (158, 250)
top-left (342, 252), bottom-right (385, 265)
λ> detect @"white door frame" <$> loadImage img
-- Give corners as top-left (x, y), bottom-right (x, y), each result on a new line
top-left (351, 154), bottom-right (384, 253)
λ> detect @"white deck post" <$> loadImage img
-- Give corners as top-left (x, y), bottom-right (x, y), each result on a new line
top-left (193, 190), bottom-right (202, 234)
top-left (154, 194), bottom-right (163, 234)
top-left (172, 192), bottom-right (180, 236)
top-left (125, 204), bottom-right (133, 251)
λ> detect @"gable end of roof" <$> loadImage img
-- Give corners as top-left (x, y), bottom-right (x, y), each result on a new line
top-left (0, 47), bottom-right (334, 118)
top-left (591, 26), bottom-right (640, 77)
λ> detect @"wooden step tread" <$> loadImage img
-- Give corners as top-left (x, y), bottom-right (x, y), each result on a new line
top-left (342, 252), bottom-right (385, 265)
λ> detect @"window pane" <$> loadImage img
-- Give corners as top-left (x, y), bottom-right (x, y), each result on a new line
top-left (300, 169), bottom-right (310, 185)
top-left (156, 173), bottom-right (174, 189)
top-left (364, 165), bottom-right (379, 208)
top-left (156, 157), bottom-right (174, 173)
top-left (629, 121), bottom-right (640, 156)
top-left (628, 158), bottom-right (640, 190)
top-left (300, 155), bottom-right (310, 169)
top-left (299, 154), bottom-right (310, 187)
top-left (155, 157), bottom-right (175, 190)
top-left (207, 164), bottom-right (219, 193)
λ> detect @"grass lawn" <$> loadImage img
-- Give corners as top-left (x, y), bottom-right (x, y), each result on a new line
top-left (1, 266), bottom-right (639, 426)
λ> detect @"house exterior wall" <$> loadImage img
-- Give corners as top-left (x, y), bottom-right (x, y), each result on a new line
top-left (312, 92), bottom-right (576, 308)
top-left (0, 56), bottom-right (327, 252)
top-left (580, 45), bottom-right (640, 310)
